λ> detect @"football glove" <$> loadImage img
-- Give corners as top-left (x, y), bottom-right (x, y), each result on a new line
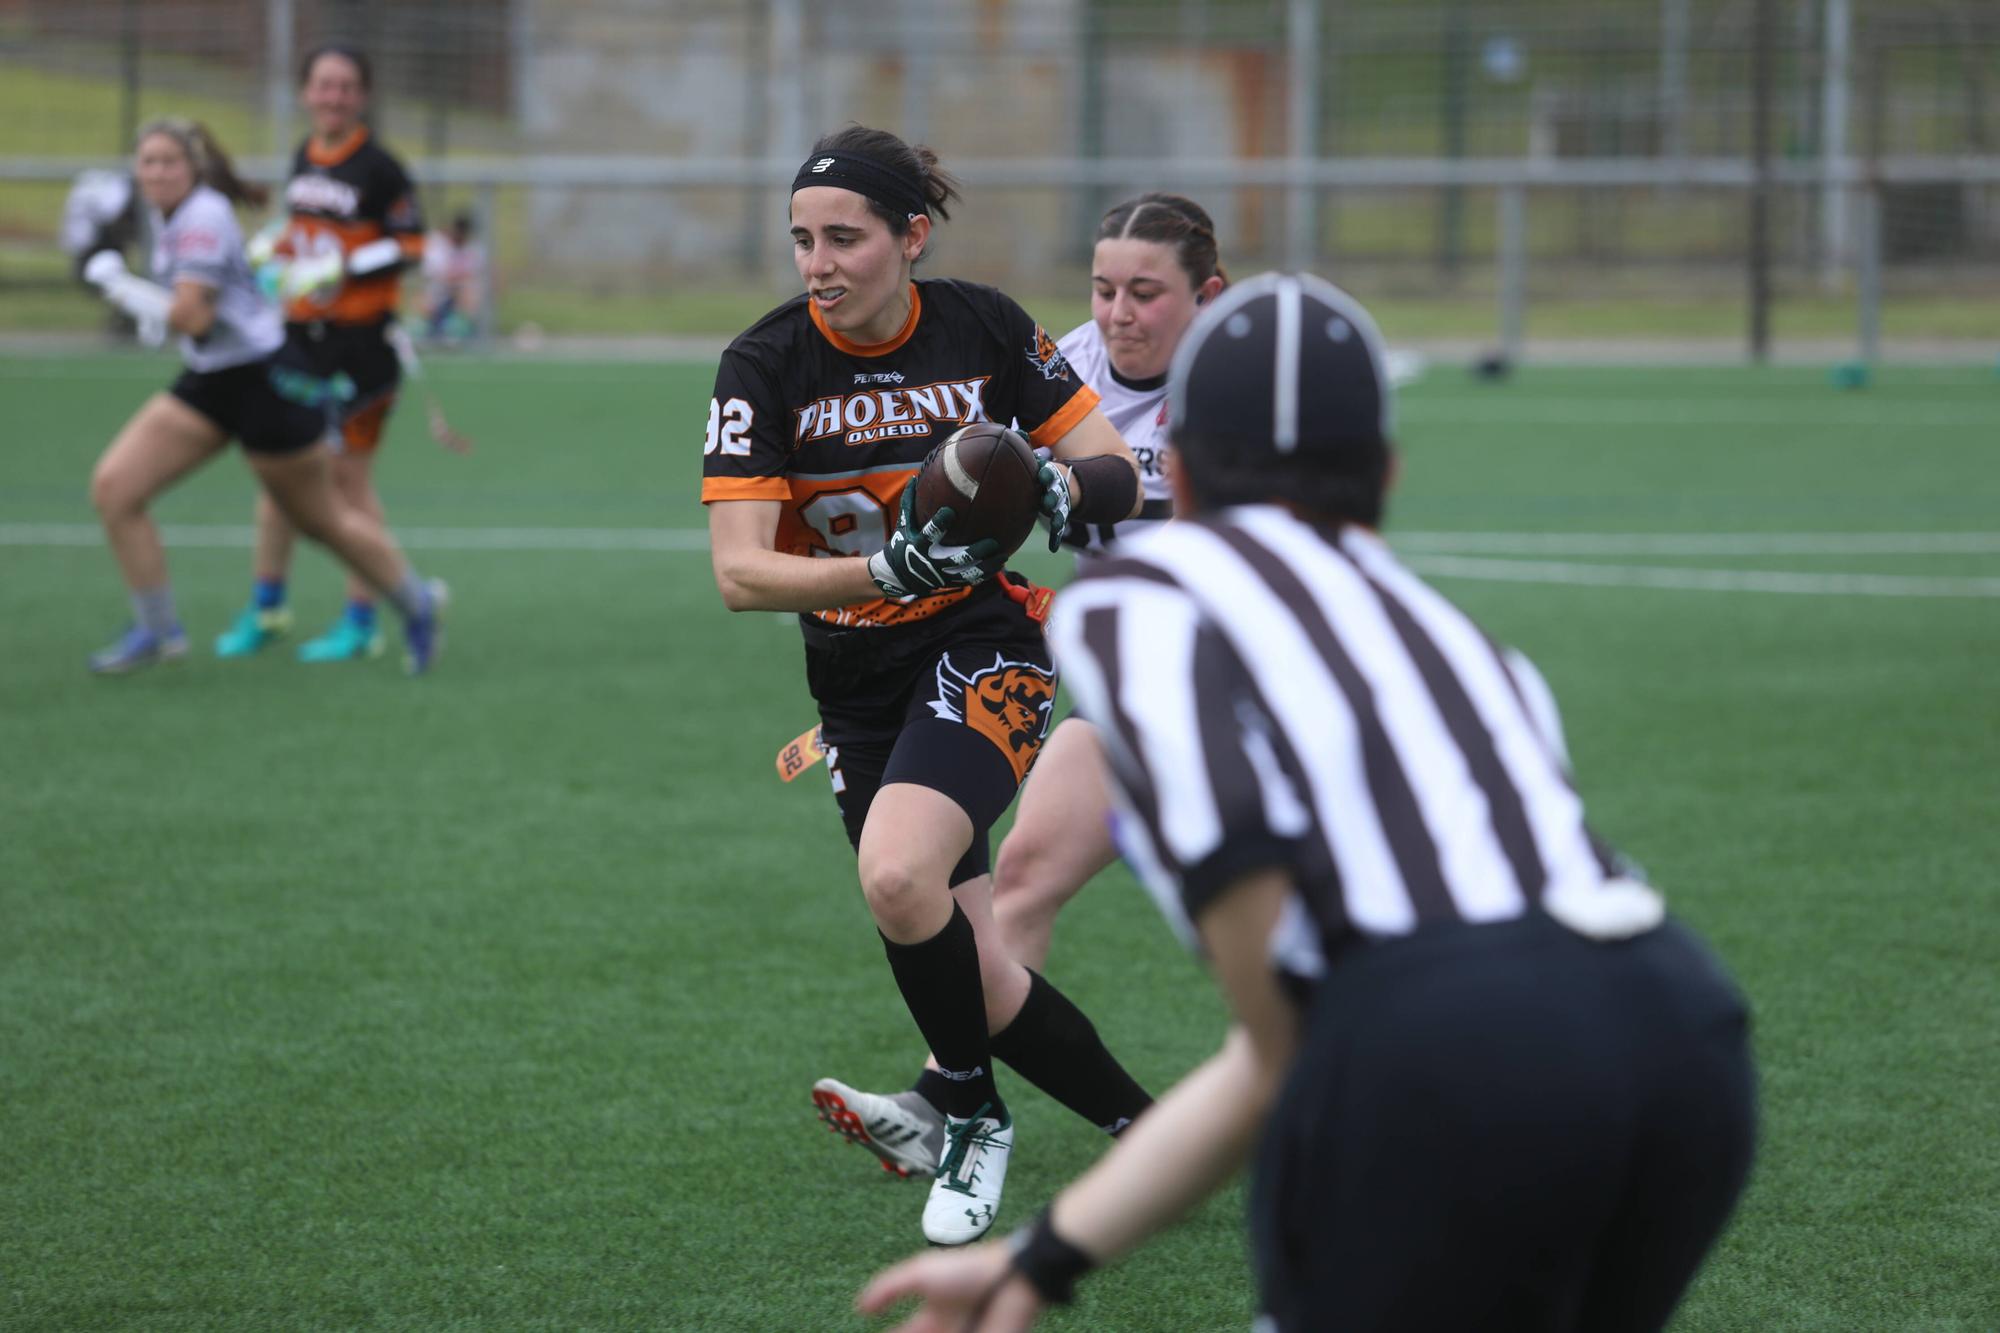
top-left (278, 250), bottom-right (345, 304)
top-left (1035, 458), bottom-right (1075, 552)
top-left (867, 486), bottom-right (1005, 598)
top-left (83, 250), bottom-right (172, 338)
top-left (82, 249), bottom-right (128, 288)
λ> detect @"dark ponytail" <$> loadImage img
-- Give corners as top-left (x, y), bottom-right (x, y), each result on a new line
top-left (135, 118), bottom-right (269, 208)
top-left (805, 124), bottom-right (962, 243)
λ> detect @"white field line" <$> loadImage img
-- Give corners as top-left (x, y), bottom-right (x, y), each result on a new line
top-left (1394, 531), bottom-right (2000, 556)
top-left (1397, 401), bottom-right (2000, 430)
top-left (5, 523), bottom-right (1997, 597)
top-left (0, 522), bottom-right (710, 552)
top-left (1406, 555), bottom-right (2000, 598)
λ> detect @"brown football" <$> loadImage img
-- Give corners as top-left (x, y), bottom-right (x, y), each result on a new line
top-left (909, 423), bottom-right (1042, 558)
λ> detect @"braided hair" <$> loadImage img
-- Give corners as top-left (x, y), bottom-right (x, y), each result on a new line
top-left (1096, 193), bottom-right (1227, 292)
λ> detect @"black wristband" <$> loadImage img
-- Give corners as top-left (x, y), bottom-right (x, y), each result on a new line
top-left (1006, 1208), bottom-right (1096, 1305)
top-left (1066, 454), bottom-right (1141, 525)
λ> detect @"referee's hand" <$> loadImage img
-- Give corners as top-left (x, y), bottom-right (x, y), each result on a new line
top-left (855, 1242), bottom-right (1045, 1332)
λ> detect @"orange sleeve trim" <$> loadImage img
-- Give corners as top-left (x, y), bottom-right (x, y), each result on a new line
top-left (398, 233), bottom-right (425, 256)
top-left (702, 476), bottom-right (791, 503)
top-left (1026, 384), bottom-right (1102, 449)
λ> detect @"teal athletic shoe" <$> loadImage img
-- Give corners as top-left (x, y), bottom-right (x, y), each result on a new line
top-left (298, 613), bottom-right (386, 663)
top-left (214, 605), bottom-right (292, 657)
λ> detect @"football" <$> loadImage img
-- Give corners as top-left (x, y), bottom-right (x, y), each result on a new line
top-left (909, 422), bottom-right (1042, 558)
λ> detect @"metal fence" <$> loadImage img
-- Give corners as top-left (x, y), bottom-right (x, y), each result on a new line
top-left (3, 0), bottom-right (1997, 357)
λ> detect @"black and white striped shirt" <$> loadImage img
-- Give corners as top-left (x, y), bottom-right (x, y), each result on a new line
top-left (1047, 504), bottom-right (1662, 980)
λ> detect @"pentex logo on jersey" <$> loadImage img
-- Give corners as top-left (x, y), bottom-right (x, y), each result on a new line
top-left (929, 652), bottom-right (1056, 783)
top-left (794, 376), bottom-right (992, 447)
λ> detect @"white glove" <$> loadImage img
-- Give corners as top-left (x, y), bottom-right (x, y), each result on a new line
top-left (279, 250), bottom-right (345, 303)
top-left (84, 249), bottom-right (129, 288)
top-left (134, 312), bottom-right (169, 348)
top-left (88, 261), bottom-right (173, 329)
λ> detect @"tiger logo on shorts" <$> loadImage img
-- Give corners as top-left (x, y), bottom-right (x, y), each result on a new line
top-left (930, 652), bottom-right (1057, 783)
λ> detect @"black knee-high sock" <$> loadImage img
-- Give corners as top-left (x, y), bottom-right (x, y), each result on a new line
top-left (989, 970), bottom-right (1152, 1135)
top-left (909, 1068), bottom-right (952, 1117)
top-left (881, 903), bottom-right (1002, 1121)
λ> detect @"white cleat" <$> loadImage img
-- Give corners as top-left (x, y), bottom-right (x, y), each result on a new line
top-left (922, 1106), bottom-right (1012, 1246)
top-left (811, 1078), bottom-right (945, 1180)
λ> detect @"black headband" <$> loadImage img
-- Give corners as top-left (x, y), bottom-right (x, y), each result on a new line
top-left (792, 151), bottom-right (927, 220)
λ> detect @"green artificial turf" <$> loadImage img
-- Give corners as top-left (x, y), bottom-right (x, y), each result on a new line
top-left (2, 357), bottom-right (1996, 1329)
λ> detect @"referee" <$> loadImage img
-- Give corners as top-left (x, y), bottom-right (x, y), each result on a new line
top-left (858, 272), bottom-right (1757, 1332)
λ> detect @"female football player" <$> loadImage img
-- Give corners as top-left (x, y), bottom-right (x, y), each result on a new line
top-left (216, 44), bottom-right (438, 664)
top-left (703, 126), bottom-right (1154, 1247)
top-left (989, 192), bottom-right (1226, 967)
top-left (817, 195), bottom-right (1227, 1182)
top-left (83, 119), bottom-right (443, 675)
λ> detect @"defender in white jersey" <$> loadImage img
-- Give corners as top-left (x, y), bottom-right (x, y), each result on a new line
top-left (992, 194), bottom-right (1226, 965)
top-left (81, 119), bottom-right (445, 676)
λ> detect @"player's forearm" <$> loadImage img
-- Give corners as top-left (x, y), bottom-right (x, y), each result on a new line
top-left (712, 546), bottom-right (881, 613)
top-left (167, 288), bottom-right (216, 338)
top-left (1045, 1028), bottom-right (1277, 1265)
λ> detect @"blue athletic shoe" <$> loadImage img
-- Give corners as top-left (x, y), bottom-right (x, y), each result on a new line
top-left (403, 579), bottom-right (449, 676)
top-left (89, 624), bottom-right (189, 675)
top-left (215, 604), bottom-right (292, 657)
top-left (297, 614), bottom-right (385, 664)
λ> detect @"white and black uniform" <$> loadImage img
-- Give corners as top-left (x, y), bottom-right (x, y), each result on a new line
top-left (1048, 274), bottom-right (1757, 1333)
top-left (1055, 321), bottom-right (1174, 555)
top-left (156, 185), bottom-right (326, 454)
top-left (152, 185), bottom-right (283, 373)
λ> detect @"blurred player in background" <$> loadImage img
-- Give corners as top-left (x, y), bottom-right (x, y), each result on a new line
top-left (420, 210), bottom-right (486, 346)
top-left (704, 125), bottom-right (1155, 1247)
top-left (217, 44), bottom-right (432, 665)
top-left (859, 273), bottom-right (1754, 1333)
top-left (82, 119), bottom-right (444, 676)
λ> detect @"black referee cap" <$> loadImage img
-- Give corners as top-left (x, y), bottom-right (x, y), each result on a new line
top-left (1167, 272), bottom-right (1394, 483)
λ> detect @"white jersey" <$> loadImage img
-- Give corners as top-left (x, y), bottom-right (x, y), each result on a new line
top-left (150, 185), bottom-right (284, 373)
top-left (1056, 321), bottom-right (1175, 554)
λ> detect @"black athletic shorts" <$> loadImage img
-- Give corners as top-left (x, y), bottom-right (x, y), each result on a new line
top-left (286, 318), bottom-right (402, 452)
top-left (1249, 912), bottom-right (1756, 1333)
top-left (169, 354), bottom-right (330, 455)
top-left (804, 586), bottom-right (1056, 887)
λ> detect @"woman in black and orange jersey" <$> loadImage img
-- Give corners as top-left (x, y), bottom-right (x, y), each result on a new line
top-left (217, 44), bottom-right (431, 664)
top-left (702, 126), bottom-right (1155, 1250)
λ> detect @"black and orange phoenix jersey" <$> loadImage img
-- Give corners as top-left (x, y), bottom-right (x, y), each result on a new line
top-left (702, 278), bottom-right (1100, 641)
top-left (276, 127), bottom-right (423, 326)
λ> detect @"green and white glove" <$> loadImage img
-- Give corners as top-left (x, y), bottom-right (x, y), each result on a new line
top-left (867, 486), bottom-right (1005, 598)
top-left (278, 250), bottom-right (345, 304)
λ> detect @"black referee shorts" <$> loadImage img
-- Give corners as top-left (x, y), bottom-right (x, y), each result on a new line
top-left (169, 356), bottom-right (330, 455)
top-left (805, 589), bottom-right (1055, 888)
top-left (1251, 912), bottom-right (1755, 1333)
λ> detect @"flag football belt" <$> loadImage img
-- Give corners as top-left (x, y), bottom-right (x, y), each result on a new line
top-left (770, 573), bottom-right (1054, 783)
